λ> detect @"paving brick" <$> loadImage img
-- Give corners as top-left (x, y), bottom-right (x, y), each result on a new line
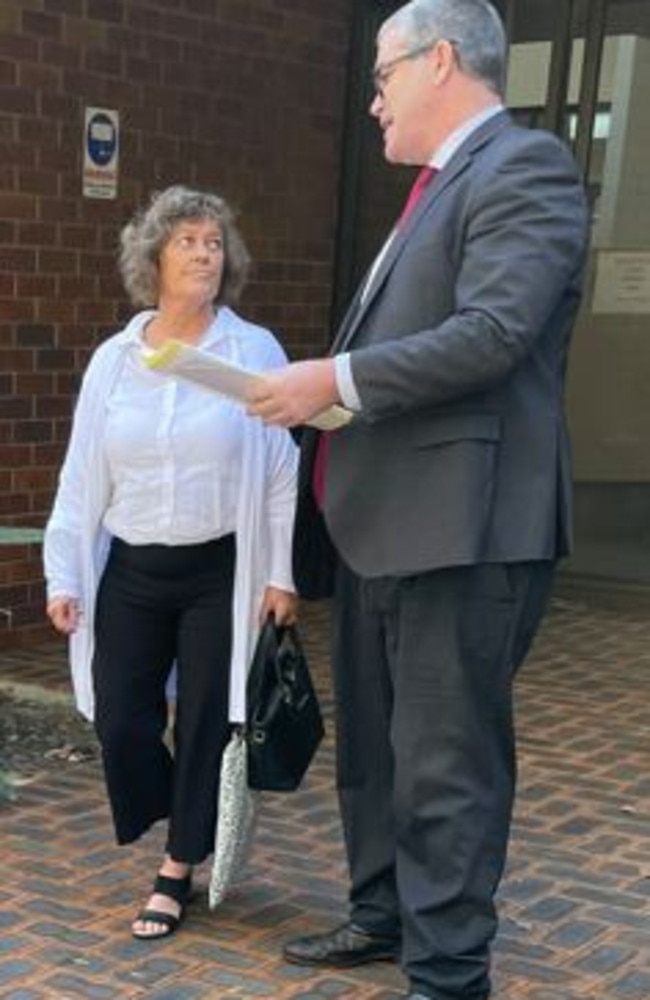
top-left (572, 943), bottom-right (637, 975)
top-left (40, 973), bottom-right (124, 998)
top-left (612, 968), bottom-right (650, 997)
top-left (1, 990), bottom-right (48, 1000)
top-left (544, 918), bottom-right (606, 949)
top-left (146, 987), bottom-right (212, 1000)
top-left (0, 960), bottom-right (38, 986)
top-left (22, 921), bottom-right (105, 947)
top-left (520, 895), bottom-right (578, 922)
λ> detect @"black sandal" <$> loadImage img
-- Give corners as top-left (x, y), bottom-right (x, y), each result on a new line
top-left (132, 872), bottom-right (192, 941)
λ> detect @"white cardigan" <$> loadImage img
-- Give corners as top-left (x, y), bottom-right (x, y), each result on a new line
top-left (43, 307), bottom-right (297, 723)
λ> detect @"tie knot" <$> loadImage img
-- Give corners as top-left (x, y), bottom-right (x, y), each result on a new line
top-left (398, 165), bottom-right (437, 228)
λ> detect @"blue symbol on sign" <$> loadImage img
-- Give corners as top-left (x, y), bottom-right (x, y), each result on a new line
top-left (86, 111), bottom-right (117, 167)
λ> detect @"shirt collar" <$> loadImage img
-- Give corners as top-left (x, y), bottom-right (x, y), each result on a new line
top-left (431, 104), bottom-right (504, 170)
top-left (125, 308), bottom-right (226, 348)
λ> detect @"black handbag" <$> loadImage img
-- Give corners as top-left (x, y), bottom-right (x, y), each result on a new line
top-left (246, 615), bottom-right (325, 792)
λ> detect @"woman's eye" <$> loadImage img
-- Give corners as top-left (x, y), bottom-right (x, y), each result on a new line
top-left (173, 233), bottom-right (221, 252)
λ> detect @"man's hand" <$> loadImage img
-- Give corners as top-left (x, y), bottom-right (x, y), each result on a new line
top-left (246, 359), bottom-right (339, 428)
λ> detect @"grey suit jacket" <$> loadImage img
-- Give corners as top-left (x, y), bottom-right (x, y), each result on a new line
top-left (321, 112), bottom-right (588, 579)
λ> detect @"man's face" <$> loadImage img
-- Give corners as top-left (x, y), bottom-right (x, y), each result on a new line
top-left (370, 29), bottom-right (438, 165)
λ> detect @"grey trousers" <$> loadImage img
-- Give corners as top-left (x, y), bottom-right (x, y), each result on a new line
top-left (331, 559), bottom-right (555, 999)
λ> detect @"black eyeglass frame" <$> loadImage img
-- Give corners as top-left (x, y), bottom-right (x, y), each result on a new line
top-left (372, 37), bottom-right (460, 96)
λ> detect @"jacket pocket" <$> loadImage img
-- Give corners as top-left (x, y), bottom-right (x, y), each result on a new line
top-left (411, 413), bottom-right (501, 449)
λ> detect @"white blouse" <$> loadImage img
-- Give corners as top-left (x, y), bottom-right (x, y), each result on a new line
top-left (103, 325), bottom-right (242, 546)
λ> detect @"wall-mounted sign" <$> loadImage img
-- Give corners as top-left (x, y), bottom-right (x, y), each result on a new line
top-left (592, 251), bottom-right (650, 314)
top-left (82, 106), bottom-right (119, 199)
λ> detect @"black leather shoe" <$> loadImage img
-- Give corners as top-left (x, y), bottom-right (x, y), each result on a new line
top-left (283, 920), bottom-right (400, 967)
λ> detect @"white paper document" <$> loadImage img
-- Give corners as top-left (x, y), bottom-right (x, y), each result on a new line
top-left (142, 340), bottom-right (352, 432)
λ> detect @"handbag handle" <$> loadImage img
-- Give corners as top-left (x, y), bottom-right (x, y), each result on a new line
top-left (259, 612), bottom-right (305, 662)
top-left (247, 613), bottom-right (305, 712)
top-left (247, 611), bottom-right (304, 720)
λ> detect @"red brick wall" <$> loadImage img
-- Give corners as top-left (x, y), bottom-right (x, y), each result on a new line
top-left (0, 0), bottom-right (353, 646)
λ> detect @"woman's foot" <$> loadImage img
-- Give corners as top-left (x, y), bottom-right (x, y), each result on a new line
top-left (132, 858), bottom-right (193, 940)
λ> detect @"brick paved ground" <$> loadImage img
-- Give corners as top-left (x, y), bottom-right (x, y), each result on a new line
top-left (1, 586), bottom-right (650, 999)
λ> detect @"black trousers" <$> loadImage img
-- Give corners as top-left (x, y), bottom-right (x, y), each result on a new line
top-left (331, 560), bottom-right (555, 1000)
top-left (92, 535), bottom-right (235, 864)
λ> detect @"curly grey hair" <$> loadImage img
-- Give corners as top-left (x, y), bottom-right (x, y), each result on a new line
top-left (119, 185), bottom-right (251, 308)
top-left (381, 0), bottom-right (507, 98)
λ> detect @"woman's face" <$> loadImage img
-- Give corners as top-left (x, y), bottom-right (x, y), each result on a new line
top-left (157, 217), bottom-right (225, 307)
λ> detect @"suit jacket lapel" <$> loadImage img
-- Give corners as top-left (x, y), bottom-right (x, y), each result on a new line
top-left (335, 110), bottom-right (511, 353)
top-left (329, 284), bottom-right (365, 354)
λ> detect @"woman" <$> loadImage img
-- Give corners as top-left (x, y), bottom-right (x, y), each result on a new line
top-left (43, 185), bottom-right (298, 940)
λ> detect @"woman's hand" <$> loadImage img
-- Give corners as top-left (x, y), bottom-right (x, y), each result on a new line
top-left (46, 596), bottom-right (81, 635)
top-left (259, 586), bottom-right (298, 626)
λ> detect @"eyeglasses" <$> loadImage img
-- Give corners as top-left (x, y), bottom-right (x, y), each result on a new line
top-left (372, 41), bottom-right (436, 97)
top-left (371, 38), bottom-right (459, 98)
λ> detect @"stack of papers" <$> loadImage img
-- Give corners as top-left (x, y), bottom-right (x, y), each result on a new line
top-left (142, 340), bottom-right (352, 432)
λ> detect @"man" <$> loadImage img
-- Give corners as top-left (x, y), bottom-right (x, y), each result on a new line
top-left (247, 1), bottom-right (588, 997)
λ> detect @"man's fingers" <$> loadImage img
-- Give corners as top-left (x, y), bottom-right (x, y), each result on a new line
top-left (245, 359), bottom-right (338, 427)
top-left (246, 399), bottom-right (291, 425)
top-left (245, 377), bottom-right (274, 406)
top-left (246, 386), bottom-right (303, 427)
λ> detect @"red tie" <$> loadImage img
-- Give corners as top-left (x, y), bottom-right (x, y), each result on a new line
top-left (398, 165), bottom-right (437, 227)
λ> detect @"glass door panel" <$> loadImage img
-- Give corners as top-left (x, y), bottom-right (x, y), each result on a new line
top-left (566, 1), bottom-right (650, 583)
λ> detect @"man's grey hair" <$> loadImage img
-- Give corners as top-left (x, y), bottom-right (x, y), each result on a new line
top-left (119, 185), bottom-right (251, 308)
top-left (381, 0), bottom-right (507, 97)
